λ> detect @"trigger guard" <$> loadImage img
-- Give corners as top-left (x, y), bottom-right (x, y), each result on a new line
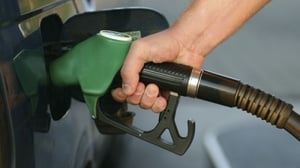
top-left (99, 90), bottom-right (123, 115)
top-left (95, 91), bottom-right (195, 155)
top-left (96, 90), bottom-right (135, 134)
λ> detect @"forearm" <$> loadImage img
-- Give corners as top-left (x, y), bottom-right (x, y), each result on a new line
top-left (171, 0), bottom-right (271, 56)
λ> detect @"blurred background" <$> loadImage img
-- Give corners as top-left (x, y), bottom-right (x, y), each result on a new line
top-left (94, 1), bottom-right (300, 168)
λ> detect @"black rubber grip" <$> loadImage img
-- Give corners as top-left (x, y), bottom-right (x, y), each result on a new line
top-left (140, 62), bottom-right (192, 96)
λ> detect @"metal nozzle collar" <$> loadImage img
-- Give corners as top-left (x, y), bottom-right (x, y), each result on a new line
top-left (187, 69), bottom-right (202, 97)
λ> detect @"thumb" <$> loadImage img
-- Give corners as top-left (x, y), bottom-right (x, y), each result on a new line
top-left (120, 42), bottom-right (147, 95)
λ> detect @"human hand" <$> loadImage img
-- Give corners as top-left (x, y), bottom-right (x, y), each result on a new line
top-left (111, 28), bottom-right (206, 112)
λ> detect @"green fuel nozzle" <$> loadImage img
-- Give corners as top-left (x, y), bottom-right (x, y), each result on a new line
top-left (49, 30), bottom-right (132, 118)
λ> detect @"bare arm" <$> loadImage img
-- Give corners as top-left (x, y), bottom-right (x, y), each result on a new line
top-left (172, 0), bottom-right (271, 59)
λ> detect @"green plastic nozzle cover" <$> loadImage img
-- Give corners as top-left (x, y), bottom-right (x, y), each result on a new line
top-left (49, 30), bottom-right (132, 118)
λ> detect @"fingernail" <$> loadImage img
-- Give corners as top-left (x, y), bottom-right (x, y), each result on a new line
top-left (122, 83), bottom-right (132, 95)
top-left (145, 88), bottom-right (156, 98)
top-left (154, 98), bottom-right (166, 112)
top-left (135, 85), bottom-right (144, 96)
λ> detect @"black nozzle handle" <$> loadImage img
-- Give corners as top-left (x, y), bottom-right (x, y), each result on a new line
top-left (141, 62), bottom-right (192, 96)
top-left (141, 62), bottom-right (241, 107)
